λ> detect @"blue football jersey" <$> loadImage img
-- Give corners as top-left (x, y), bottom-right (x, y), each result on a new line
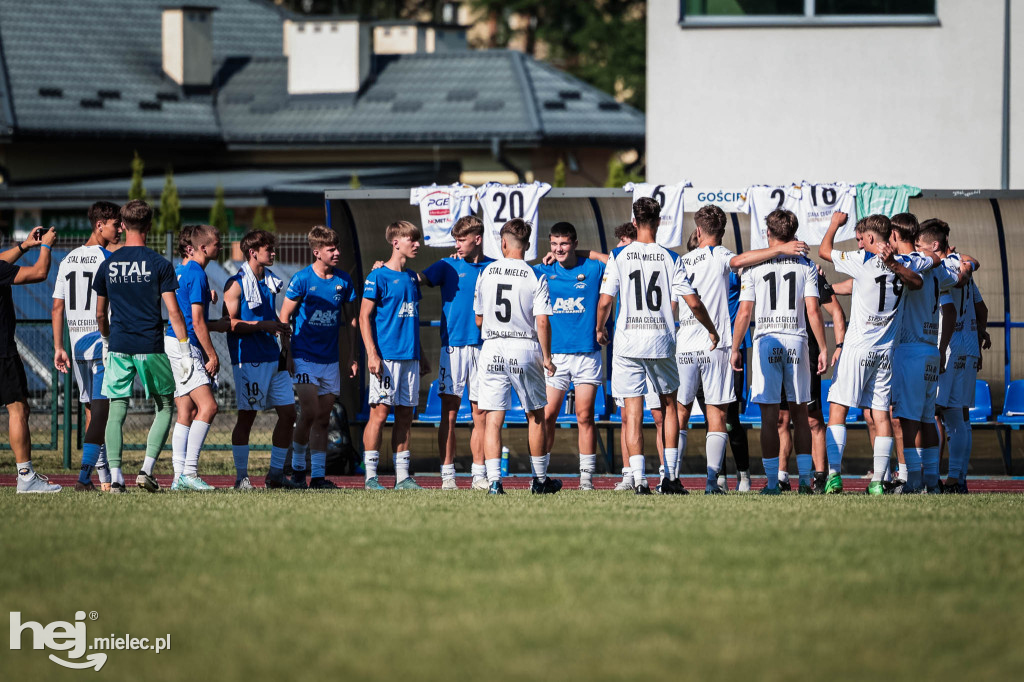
top-left (225, 270), bottom-right (281, 365)
top-left (534, 257), bottom-right (604, 354)
top-left (363, 266), bottom-right (421, 361)
top-left (286, 265), bottom-right (357, 364)
top-left (166, 260), bottom-right (211, 346)
top-left (422, 256), bottom-right (494, 347)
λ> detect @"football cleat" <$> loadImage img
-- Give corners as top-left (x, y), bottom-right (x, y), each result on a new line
top-left (717, 474), bottom-right (728, 491)
top-left (812, 472), bottom-right (827, 494)
top-left (364, 476), bottom-right (386, 491)
top-left (136, 471), bottom-right (160, 493)
top-left (17, 472), bottom-right (62, 494)
top-left (394, 477), bottom-right (423, 490)
top-left (660, 477), bottom-right (689, 495)
top-left (74, 480), bottom-right (98, 492)
top-left (309, 477), bottom-right (338, 490)
top-left (530, 476), bottom-right (563, 494)
top-left (759, 484), bottom-right (781, 495)
top-left (705, 481), bottom-right (726, 495)
top-left (613, 480), bottom-right (635, 491)
top-left (266, 470), bottom-right (304, 490)
top-left (867, 481), bottom-right (886, 496)
top-left (233, 477), bottom-right (255, 491)
top-left (171, 477), bottom-right (188, 491)
top-left (289, 470), bottom-right (308, 489)
top-left (108, 482), bottom-right (126, 494)
top-left (634, 483), bottom-right (653, 495)
top-left (179, 475), bottom-right (214, 491)
top-left (925, 484), bottom-right (944, 495)
top-left (737, 475), bottom-right (751, 493)
top-left (777, 479), bottom-right (792, 492)
top-left (578, 479), bottom-right (595, 491)
top-left (798, 482), bottom-right (814, 495)
top-left (488, 480), bottom-right (506, 495)
top-left (823, 473), bottom-right (844, 495)
top-left (441, 478), bottom-right (459, 491)
top-left (471, 477), bottom-right (490, 491)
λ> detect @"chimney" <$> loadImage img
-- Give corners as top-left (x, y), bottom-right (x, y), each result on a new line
top-left (284, 19), bottom-right (371, 96)
top-left (162, 6), bottom-right (216, 87)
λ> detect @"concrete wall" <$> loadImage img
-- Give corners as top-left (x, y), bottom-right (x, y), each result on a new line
top-left (648, 0), bottom-right (1019, 188)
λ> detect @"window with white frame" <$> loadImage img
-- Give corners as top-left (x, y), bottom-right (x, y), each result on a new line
top-left (681, 0), bottom-right (937, 25)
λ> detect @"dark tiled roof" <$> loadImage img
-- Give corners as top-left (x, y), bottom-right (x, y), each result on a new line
top-left (0, 0), bottom-right (643, 147)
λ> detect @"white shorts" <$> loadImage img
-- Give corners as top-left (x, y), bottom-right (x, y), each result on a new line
top-left (292, 358), bottom-right (341, 396)
top-left (439, 345), bottom-right (480, 402)
top-left (676, 346), bottom-right (736, 406)
top-left (891, 344), bottom-right (940, 422)
top-left (546, 350), bottom-right (603, 391)
top-left (369, 359), bottom-right (420, 408)
top-left (165, 337), bottom-right (211, 399)
top-left (750, 335), bottom-right (810, 405)
top-left (615, 380), bottom-right (660, 411)
top-left (477, 341), bottom-right (547, 412)
top-left (233, 362), bottom-right (293, 411)
top-left (72, 358), bottom-right (106, 403)
top-left (936, 353), bottom-right (979, 409)
top-left (611, 355), bottom-right (678, 399)
top-left (827, 346), bottom-right (892, 411)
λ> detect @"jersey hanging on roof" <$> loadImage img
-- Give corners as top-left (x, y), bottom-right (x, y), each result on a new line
top-left (476, 181), bottom-right (552, 261)
top-left (623, 181), bottom-right (690, 248)
top-left (740, 185), bottom-right (802, 250)
top-left (410, 183), bottom-right (478, 248)
top-left (793, 182), bottom-right (858, 246)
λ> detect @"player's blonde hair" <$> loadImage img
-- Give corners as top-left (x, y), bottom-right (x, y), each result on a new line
top-left (308, 225), bottom-right (339, 251)
top-left (451, 215), bottom-right (483, 239)
top-left (385, 220), bottom-right (422, 244)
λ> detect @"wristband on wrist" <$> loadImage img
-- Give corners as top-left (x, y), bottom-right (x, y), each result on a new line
top-left (835, 342), bottom-right (844, 348)
top-left (17, 242), bottom-right (27, 253)
top-left (41, 244), bottom-right (51, 251)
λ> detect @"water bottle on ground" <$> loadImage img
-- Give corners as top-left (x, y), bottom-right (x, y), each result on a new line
top-left (500, 447), bottom-right (510, 476)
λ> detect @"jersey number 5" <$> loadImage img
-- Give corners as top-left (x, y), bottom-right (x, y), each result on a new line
top-left (495, 284), bottom-right (513, 322)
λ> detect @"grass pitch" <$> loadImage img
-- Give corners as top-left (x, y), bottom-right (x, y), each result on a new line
top-left (2, 489), bottom-right (1022, 681)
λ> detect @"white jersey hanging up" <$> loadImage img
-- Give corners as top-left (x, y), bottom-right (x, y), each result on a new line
top-left (476, 182), bottom-right (551, 261)
top-left (794, 182), bottom-right (858, 246)
top-left (623, 181), bottom-right (690, 248)
top-left (410, 183), bottom-right (478, 248)
top-left (740, 185), bottom-right (801, 250)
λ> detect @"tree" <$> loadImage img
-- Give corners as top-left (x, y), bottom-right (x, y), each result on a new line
top-left (349, 173), bottom-right (362, 190)
top-left (252, 207), bottom-right (277, 233)
top-left (604, 153), bottom-right (642, 188)
top-left (155, 169), bottom-right (180, 238)
top-left (209, 185), bottom-right (229, 232)
top-left (553, 157), bottom-right (567, 187)
top-left (129, 151), bottom-right (147, 201)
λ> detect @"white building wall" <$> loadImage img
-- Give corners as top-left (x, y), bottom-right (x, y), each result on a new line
top-left (648, 0), bottom-right (1011, 189)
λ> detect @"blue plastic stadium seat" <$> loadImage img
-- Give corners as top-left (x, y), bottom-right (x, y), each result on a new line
top-left (593, 384), bottom-right (607, 420)
top-left (608, 403), bottom-right (655, 425)
top-left (820, 378), bottom-right (863, 423)
top-left (997, 380), bottom-right (1024, 425)
top-left (417, 380), bottom-right (442, 422)
top-left (556, 384), bottom-right (577, 424)
top-left (970, 380), bottom-right (992, 423)
top-left (739, 398), bottom-right (761, 425)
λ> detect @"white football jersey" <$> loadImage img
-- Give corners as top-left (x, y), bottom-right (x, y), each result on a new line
top-left (474, 258), bottom-right (552, 346)
top-left (943, 273), bottom-right (984, 358)
top-left (410, 183), bottom-right (478, 248)
top-left (601, 241), bottom-right (694, 359)
top-left (476, 181), bottom-right (551, 261)
top-left (794, 182), bottom-right (858, 246)
top-left (739, 255), bottom-right (818, 340)
top-left (833, 249), bottom-right (931, 350)
top-left (898, 254), bottom-right (959, 346)
top-left (624, 181), bottom-right (690, 248)
top-left (740, 185), bottom-right (802, 250)
top-left (52, 244), bottom-right (109, 361)
top-left (677, 245), bottom-right (733, 351)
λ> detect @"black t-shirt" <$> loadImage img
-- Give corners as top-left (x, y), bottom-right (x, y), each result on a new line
top-left (0, 261), bottom-right (20, 358)
top-left (93, 246), bottom-right (177, 354)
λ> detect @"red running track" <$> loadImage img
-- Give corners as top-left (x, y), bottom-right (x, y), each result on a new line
top-left (3, 474), bottom-right (1024, 493)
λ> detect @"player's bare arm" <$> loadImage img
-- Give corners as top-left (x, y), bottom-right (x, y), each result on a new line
top-left (821, 296), bottom-right (846, 367)
top-left (1, 225), bottom-right (47, 265)
top-left (595, 293), bottom-right (614, 346)
top-left (359, 297), bottom-right (383, 379)
top-left (977, 298), bottom-right (990, 350)
top-left (278, 296), bottom-right (299, 374)
top-left (806, 297), bottom-right (829, 375)
top-left (879, 245), bottom-right (924, 290)
top-left (192, 302), bottom-right (219, 377)
top-left (536, 315), bottom-right (557, 376)
top-left (831, 279), bottom-right (852, 296)
top-left (817, 212), bottom-right (847, 263)
top-left (680, 292), bottom-right (720, 351)
top-left (223, 281), bottom-right (290, 336)
top-left (730, 300), bottom-right (754, 371)
top-left (11, 227), bottom-right (56, 284)
top-left (729, 240), bottom-right (809, 269)
top-left (344, 301), bottom-right (359, 378)
top-left (51, 298), bottom-right (70, 373)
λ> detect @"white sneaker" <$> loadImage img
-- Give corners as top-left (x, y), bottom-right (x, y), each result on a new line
top-left (579, 479), bottom-right (595, 491)
top-left (737, 473), bottom-right (751, 492)
top-left (613, 479), bottom-right (634, 491)
top-left (17, 472), bottom-right (62, 494)
top-left (471, 477), bottom-right (489, 491)
top-left (441, 478), bottom-right (459, 491)
top-left (717, 474), bottom-right (727, 491)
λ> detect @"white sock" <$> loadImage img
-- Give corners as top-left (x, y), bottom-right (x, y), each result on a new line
top-left (531, 454), bottom-right (548, 482)
top-left (184, 420), bottom-right (210, 477)
top-left (96, 446), bottom-right (111, 483)
top-left (705, 432), bottom-right (727, 482)
top-left (172, 423), bottom-right (189, 479)
top-left (17, 460), bottom-right (34, 479)
top-left (826, 425), bottom-right (847, 475)
top-left (471, 463), bottom-right (486, 482)
top-left (291, 442), bottom-right (308, 472)
top-left (395, 450), bottom-right (411, 483)
top-left (778, 470), bottom-right (790, 483)
top-left (629, 454), bottom-right (646, 488)
top-left (441, 463), bottom-right (456, 480)
top-left (796, 454), bottom-right (813, 485)
top-left (579, 454), bottom-right (596, 484)
top-left (111, 467), bottom-right (123, 485)
top-left (664, 447), bottom-right (679, 480)
top-left (678, 430), bottom-right (689, 458)
top-left (485, 457), bottom-right (502, 483)
top-left (960, 423), bottom-right (973, 483)
top-left (905, 447), bottom-right (923, 488)
top-left (142, 456), bottom-right (156, 476)
top-left (364, 450), bottom-right (379, 481)
top-left (763, 457), bottom-right (779, 489)
top-left (871, 437), bottom-right (894, 482)
top-left (898, 462), bottom-right (909, 482)
top-left (232, 445), bottom-right (248, 479)
top-left (620, 466), bottom-right (634, 486)
top-left (922, 447), bottom-right (940, 488)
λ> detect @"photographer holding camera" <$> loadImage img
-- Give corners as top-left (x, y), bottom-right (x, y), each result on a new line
top-left (2, 225), bottom-right (60, 493)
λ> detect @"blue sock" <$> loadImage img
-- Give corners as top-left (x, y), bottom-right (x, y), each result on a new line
top-left (270, 446), bottom-right (288, 474)
top-left (232, 445), bottom-right (248, 480)
top-left (291, 442), bottom-right (308, 472)
top-left (311, 450), bottom-right (327, 478)
top-left (79, 443), bottom-right (101, 484)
